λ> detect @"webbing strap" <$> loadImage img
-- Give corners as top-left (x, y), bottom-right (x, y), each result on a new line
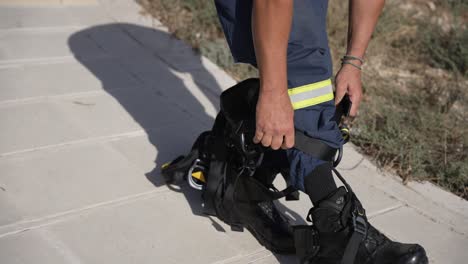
top-left (341, 232), bottom-right (365, 264)
top-left (294, 130), bottom-right (338, 161)
top-left (203, 159), bottom-right (225, 216)
top-left (294, 225), bottom-right (320, 263)
top-left (331, 168), bottom-right (368, 264)
top-left (234, 178), bottom-right (297, 203)
top-left (341, 216), bottom-right (367, 264)
top-left (288, 79), bottom-right (334, 110)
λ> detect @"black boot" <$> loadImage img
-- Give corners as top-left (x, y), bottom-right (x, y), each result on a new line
top-left (305, 185), bottom-right (428, 264)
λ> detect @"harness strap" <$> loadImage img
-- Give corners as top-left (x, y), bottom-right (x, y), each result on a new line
top-left (331, 168), bottom-right (368, 264)
top-left (203, 156), bottom-right (226, 216)
top-left (294, 225), bottom-right (320, 263)
top-left (341, 214), bottom-right (367, 264)
top-left (234, 177), bottom-right (297, 203)
top-left (294, 130), bottom-right (338, 162)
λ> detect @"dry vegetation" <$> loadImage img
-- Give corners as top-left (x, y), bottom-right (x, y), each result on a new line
top-left (137, 0), bottom-right (467, 199)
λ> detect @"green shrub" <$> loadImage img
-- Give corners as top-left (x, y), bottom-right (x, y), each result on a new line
top-left (421, 26), bottom-right (468, 76)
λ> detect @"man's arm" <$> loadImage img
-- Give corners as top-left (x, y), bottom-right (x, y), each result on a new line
top-left (335, 0), bottom-right (385, 116)
top-left (252, 0), bottom-right (294, 150)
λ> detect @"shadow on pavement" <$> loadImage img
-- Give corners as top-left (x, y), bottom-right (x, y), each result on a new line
top-left (68, 23), bottom-right (298, 263)
top-left (69, 21), bottom-right (218, 213)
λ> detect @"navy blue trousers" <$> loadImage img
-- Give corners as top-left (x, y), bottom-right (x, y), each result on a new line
top-left (215, 0), bottom-right (343, 191)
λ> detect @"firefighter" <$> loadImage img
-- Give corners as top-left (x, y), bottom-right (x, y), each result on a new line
top-left (212, 1), bottom-right (428, 263)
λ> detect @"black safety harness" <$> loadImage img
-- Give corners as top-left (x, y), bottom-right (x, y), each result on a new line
top-left (161, 78), bottom-right (366, 264)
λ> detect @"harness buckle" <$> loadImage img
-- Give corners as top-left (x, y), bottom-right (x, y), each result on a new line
top-left (352, 212), bottom-right (368, 237)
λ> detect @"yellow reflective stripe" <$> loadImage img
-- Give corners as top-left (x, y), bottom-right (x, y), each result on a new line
top-left (287, 79), bottom-right (332, 96)
top-left (291, 93), bottom-right (334, 110)
top-left (288, 79), bottom-right (334, 110)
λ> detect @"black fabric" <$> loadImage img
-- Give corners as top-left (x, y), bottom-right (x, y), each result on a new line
top-left (341, 230), bottom-right (366, 264)
top-left (304, 162), bottom-right (338, 205)
top-left (202, 113), bottom-right (229, 216)
top-left (220, 78), bottom-right (259, 126)
top-left (293, 225), bottom-right (320, 263)
top-left (160, 131), bottom-right (211, 184)
top-left (234, 177), bottom-right (297, 203)
top-left (294, 130), bottom-right (338, 161)
top-left (221, 78), bottom-right (339, 162)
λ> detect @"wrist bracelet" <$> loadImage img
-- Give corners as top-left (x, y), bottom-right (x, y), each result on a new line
top-left (342, 61), bottom-right (362, 70)
top-left (343, 55), bottom-right (364, 64)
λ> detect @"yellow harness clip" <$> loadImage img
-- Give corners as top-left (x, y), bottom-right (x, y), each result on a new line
top-left (191, 171), bottom-right (206, 183)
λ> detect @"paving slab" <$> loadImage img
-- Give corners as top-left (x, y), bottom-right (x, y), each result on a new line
top-left (66, 23), bottom-right (220, 119)
top-left (0, 29), bottom-right (105, 64)
top-left (372, 206), bottom-right (467, 264)
top-left (0, 120), bottom-right (205, 232)
top-left (0, 190), bottom-right (23, 226)
top-left (98, 0), bottom-right (157, 28)
top-left (212, 249), bottom-right (296, 264)
top-left (0, 58), bottom-right (139, 102)
top-left (41, 190), bottom-right (264, 264)
top-left (0, 6), bottom-right (76, 29)
top-left (0, 0), bottom-right (97, 5)
top-left (0, 101), bottom-right (86, 154)
top-left (68, 5), bottom-right (112, 26)
top-left (0, 86), bottom-right (190, 155)
top-left (340, 147), bottom-right (468, 236)
top-left (0, 5), bottom-right (110, 29)
top-left (57, 87), bottom-right (188, 136)
top-left (0, 229), bottom-right (72, 264)
top-left (0, 140), bottom-right (154, 222)
top-left (0, 1), bottom-right (467, 264)
top-left (407, 180), bottom-right (468, 219)
top-left (108, 118), bottom-right (210, 175)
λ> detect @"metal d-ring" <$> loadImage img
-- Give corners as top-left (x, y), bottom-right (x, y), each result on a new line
top-left (187, 159), bottom-right (206, 190)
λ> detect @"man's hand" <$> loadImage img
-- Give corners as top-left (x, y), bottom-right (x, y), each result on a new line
top-left (335, 63), bottom-right (362, 117)
top-left (254, 89), bottom-right (294, 150)
top-left (335, 0), bottom-right (385, 116)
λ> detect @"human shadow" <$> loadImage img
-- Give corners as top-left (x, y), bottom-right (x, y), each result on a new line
top-left (68, 22), bottom-right (221, 215)
top-left (69, 23), bottom-right (300, 263)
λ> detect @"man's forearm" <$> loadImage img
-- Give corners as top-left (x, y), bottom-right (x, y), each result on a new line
top-left (252, 0), bottom-right (293, 92)
top-left (335, 0), bottom-right (385, 115)
top-left (347, 0), bottom-right (385, 58)
top-left (251, 0), bottom-right (295, 150)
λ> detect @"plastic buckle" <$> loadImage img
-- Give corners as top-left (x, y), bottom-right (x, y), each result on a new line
top-left (352, 212), bottom-right (368, 237)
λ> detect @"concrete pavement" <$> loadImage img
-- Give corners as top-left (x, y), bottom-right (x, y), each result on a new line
top-left (0, 1), bottom-right (467, 263)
